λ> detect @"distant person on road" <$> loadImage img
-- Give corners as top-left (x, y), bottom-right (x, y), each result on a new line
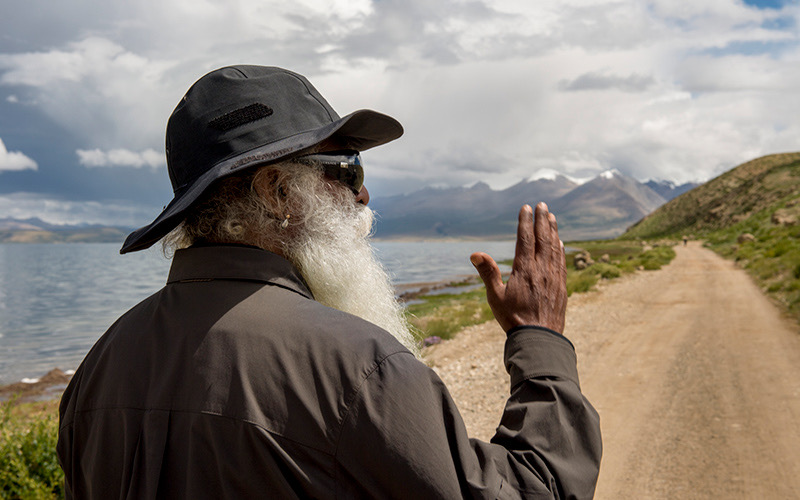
top-left (57, 65), bottom-right (601, 499)
top-left (683, 235), bottom-right (688, 246)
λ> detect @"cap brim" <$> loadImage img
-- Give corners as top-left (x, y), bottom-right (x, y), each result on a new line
top-left (120, 110), bottom-right (402, 254)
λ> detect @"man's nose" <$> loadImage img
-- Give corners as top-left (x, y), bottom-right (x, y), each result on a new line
top-left (355, 185), bottom-right (370, 206)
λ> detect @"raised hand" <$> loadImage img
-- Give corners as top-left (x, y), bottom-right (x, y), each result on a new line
top-left (470, 203), bottom-right (567, 334)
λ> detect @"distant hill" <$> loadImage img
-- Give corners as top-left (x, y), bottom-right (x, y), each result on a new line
top-left (372, 171), bottom-right (692, 241)
top-left (644, 180), bottom-right (699, 201)
top-left (623, 152), bottom-right (800, 239)
top-left (0, 218), bottom-right (128, 243)
top-left (372, 175), bottom-right (578, 239)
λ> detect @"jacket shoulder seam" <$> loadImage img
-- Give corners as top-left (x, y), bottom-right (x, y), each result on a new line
top-left (65, 406), bottom-right (337, 456)
top-left (330, 349), bottom-right (414, 490)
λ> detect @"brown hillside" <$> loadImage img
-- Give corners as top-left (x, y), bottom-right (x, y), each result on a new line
top-left (624, 152), bottom-right (800, 239)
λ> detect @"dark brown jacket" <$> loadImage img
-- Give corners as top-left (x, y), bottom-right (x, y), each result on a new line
top-left (58, 245), bottom-right (601, 499)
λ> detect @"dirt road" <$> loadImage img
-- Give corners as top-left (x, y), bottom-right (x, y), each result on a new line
top-left (425, 242), bottom-right (800, 499)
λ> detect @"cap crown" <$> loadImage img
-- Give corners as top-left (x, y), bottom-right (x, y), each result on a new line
top-left (166, 66), bottom-right (340, 194)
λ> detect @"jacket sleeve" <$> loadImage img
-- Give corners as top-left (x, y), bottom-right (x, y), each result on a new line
top-left (334, 327), bottom-right (602, 500)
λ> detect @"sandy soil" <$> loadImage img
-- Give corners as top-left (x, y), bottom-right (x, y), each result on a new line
top-left (425, 242), bottom-right (800, 499)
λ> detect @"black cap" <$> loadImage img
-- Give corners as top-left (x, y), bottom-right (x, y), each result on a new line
top-left (120, 65), bottom-right (403, 254)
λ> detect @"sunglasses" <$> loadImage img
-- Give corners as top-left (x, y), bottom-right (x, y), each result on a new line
top-left (296, 150), bottom-right (364, 195)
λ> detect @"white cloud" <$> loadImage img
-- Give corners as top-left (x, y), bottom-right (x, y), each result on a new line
top-left (0, 0), bottom-right (799, 198)
top-left (6, 95), bottom-right (18, 103)
top-left (0, 138), bottom-right (37, 171)
top-left (76, 148), bottom-right (164, 169)
top-left (677, 53), bottom-right (800, 92)
top-left (0, 37), bottom-right (177, 151)
top-left (559, 72), bottom-right (656, 92)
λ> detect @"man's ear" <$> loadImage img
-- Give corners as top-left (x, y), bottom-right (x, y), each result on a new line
top-left (253, 168), bottom-right (284, 214)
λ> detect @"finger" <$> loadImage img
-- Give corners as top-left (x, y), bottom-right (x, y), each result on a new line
top-left (548, 212), bottom-right (561, 264)
top-left (534, 202), bottom-right (552, 258)
top-left (470, 252), bottom-right (504, 298)
top-left (548, 211), bottom-right (558, 234)
top-left (558, 240), bottom-right (568, 332)
top-left (514, 205), bottom-right (535, 271)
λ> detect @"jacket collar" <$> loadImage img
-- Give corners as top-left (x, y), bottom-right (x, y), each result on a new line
top-left (167, 244), bottom-right (313, 299)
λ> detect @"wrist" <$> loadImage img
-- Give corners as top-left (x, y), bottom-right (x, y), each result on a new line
top-left (506, 324), bottom-right (574, 349)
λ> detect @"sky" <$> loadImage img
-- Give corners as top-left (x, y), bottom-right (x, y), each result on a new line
top-left (0, 0), bottom-right (798, 227)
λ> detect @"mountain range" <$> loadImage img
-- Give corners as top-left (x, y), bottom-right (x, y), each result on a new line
top-left (371, 171), bottom-right (699, 241)
top-left (0, 172), bottom-right (699, 244)
top-left (0, 218), bottom-right (128, 243)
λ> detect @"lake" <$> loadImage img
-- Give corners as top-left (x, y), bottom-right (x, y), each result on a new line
top-left (0, 241), bottom-right (515, 384)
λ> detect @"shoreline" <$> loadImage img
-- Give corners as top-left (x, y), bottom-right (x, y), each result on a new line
top-left (0, 368), bottom-right (73, 404)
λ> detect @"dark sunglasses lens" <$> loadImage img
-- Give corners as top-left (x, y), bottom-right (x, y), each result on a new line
top-left (324, 164), bottom-right (363, 194)
top-left (297, 152), bottom-right (364, 195)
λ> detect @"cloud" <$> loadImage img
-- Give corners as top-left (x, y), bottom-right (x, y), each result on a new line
top-left (0, 37), bottom-right (177, 151)
top-left (76, 148), bottom-right (164, 169)
top-left (676, 52), bottom-right (800, 92)
top-left (0, 138), bottom-right (37, 171)
top-left (6, 95), bottom-right (18, 103)
top-left (559, 72), bottom-right (656, 92)
top-left (0, 0), bottom-right (799, 204)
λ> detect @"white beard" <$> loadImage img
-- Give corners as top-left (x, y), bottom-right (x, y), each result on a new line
top-left (283, 190), bottom-right (419, 357)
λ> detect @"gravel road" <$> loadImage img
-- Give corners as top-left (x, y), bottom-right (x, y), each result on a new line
top-left (424, 242), bottom-right (800, 499)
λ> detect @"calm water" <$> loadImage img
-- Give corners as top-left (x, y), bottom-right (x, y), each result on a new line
top-left (0, 241), bottom-right (515, 384)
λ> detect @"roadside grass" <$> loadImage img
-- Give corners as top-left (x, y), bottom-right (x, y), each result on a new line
top-left (568, 240), bottom-right (644, 263)
top-left (407, 241), bottom-right (677, 342)
top-left (565, 244), bottom-right (675, 296)
top-left (703, 198), bottom-right (800, 320)
top-left (0, 398), bottom-right (63, 499)
top-left (406, 285), bottom-right (495, 342)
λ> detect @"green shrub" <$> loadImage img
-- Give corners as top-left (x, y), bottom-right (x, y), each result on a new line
top-left (768, 282), bottom-right (783, 293)
top-left (587, 263), bottom-right (622, 280)
top-left (567, 271), bottom-right (598, 296)
top-left (764, 239), bottom-right (794, 258)
top-left (634, 246), bottom-right (677, 270)
top-left (0, 399), bottom-right (63, 499)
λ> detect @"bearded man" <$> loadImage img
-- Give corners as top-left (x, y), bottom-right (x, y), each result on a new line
top-left (57, 65), bottom-right (601, 499)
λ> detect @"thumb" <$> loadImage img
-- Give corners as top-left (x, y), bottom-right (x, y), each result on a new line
top-left (470, 252), bottom-right (504, 298)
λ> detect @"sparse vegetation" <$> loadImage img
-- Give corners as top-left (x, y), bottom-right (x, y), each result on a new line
top-left (564, 243), bottom-right (675, 296)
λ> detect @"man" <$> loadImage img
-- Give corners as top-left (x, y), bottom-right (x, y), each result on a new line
top-left (58, 65), bottom-right (601, 499)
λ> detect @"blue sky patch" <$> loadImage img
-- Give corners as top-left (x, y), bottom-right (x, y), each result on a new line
top-left (743, 0), bottom-right (786, 9)
top-left (699, 39), bottom-right (797, 58)
top-left (762, 15), bottom-right (796, 30)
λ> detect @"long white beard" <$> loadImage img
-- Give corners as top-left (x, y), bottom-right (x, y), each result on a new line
top-left (284, 192), bottom-right (419, 357)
